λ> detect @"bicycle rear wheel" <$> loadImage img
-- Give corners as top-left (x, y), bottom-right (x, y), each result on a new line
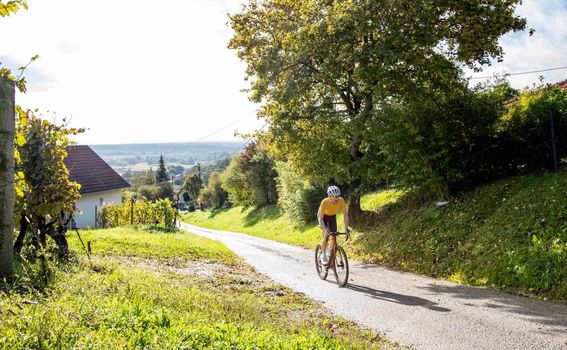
top-left (332, 246), bottom-right (349, 286)
top-left (315, 244), bottom-right (328, 280)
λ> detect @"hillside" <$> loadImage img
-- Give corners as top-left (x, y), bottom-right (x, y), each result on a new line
top-left (183, 170), bottom-right (567, 301)
top-left (90, 141), bottom-right (241, 173)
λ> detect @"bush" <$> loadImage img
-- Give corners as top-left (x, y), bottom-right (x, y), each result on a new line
top-left (377, 83), bottom-right (567, 199)
top-left (221, 157), bottom-right (252, 205)
top-left (98, 198), bottom-right (176, 228)
top-left (499, 85), bottom-right (567, 171)
top-left (221, 143), bottom-right (278, 207)
top-left (199, 172), bottom-right (228, 209)
top-left (275, 162), bottom-right (325, 226)
top-left (137, 183), bottom-right (174, 201)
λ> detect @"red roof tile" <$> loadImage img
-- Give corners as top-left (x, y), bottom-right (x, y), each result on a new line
top-left (558, 79), bottom-right (567, 92)
top-left (64, 145), bottom-right (130, 195)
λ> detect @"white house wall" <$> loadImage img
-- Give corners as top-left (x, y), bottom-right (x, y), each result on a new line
top-left (73, 189), bottom-right (123, 228)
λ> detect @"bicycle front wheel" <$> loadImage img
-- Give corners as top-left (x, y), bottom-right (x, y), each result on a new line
top-left (332, 246), bottom-right (349, 286)
top-left (315, 244), bottom-right (328, 280)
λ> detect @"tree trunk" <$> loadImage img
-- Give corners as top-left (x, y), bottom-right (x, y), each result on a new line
top-left (13, 214), bottom-right (28, 256)
top-left (348, 134), bottom-right (364, 222)
top-left (348, 191), bottom-right (363, 222)
top-left (0, 78), bottom-right (15, 280)
top-left (47, 222), bottom-right (69, 260)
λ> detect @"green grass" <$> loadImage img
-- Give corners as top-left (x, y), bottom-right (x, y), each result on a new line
top-left (182, 171), bottom-right (567, 301)
top-left (69, 225), bottom-right (238, 264)
top-left (0, 227), bottom-right (391, 349)
top-left (182, 206), bottom-right (325, 248)
top-left (360, 189), bottom-right (404, 211)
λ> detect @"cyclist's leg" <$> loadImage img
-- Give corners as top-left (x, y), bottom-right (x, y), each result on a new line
top-left (321, 215), bottom-right (337, 255)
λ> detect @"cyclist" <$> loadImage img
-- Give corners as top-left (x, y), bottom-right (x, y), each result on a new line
top-left (318, 185), bottom-right (350, 264)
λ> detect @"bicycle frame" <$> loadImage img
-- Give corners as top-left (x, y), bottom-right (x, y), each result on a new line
top-left (322, 232), bottom-right (346, 269)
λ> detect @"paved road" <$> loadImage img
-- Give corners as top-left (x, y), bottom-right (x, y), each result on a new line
top-left (179, 222), bottom-right (567, 350)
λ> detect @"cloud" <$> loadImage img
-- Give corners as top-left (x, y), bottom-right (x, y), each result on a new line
top-left (0, 54), bottom-right (57, 92)
top-left (468, 0), bottom-right (567, 88)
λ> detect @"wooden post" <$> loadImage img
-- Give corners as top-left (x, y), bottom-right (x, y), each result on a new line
top-left (0, 78), bottom-right (15, 280)
top-left (130, 197), bottom-right (134, 225)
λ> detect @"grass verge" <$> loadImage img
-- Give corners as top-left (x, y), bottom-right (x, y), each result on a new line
top-left (0, 226), bottom-right (392, 349)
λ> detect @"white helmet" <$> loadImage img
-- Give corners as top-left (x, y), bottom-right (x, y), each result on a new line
top-left (327, 185), bottom-right (341, 196)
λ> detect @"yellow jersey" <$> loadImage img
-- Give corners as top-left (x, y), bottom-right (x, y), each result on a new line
top-left (319, 197), bottom-right (347, 216)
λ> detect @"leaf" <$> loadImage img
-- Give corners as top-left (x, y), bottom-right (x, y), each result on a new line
top-left (16, 132), bottom-right (26, 146)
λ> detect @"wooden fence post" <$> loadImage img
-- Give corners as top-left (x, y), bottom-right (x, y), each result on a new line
top-left (0, 78), bottom-right (15, 280)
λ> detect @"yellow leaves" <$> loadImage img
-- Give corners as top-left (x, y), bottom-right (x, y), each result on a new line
top-left (15, 132), bottom-right (25, 146)
top-left (15, 186), bottom-right (23, 198)
top-left (16, 106), bottom-right (28, 126)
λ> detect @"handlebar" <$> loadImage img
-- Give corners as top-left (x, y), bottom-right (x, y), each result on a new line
top-left (328, 232), bottom-right (348, 236)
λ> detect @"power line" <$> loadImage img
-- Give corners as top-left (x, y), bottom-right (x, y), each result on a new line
top-left (469, 65), bottom-right (567, 80)
top-left (162, 114), bottom-right (256, 157)
top-left (229, 122), bottom-right (269, 157)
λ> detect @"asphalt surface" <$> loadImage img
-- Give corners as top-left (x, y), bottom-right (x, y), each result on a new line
top-left (179, 222), bottom-right (567, 350)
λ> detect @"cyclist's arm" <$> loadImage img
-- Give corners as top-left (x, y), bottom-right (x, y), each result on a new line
top-left (341, 198), bottom-right (350, 232)
top-left (317, 206), bottom-right (330, 233)
top-left (343, 208), bottom-right (350, 231)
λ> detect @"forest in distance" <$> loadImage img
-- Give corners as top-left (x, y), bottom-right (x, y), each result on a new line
top-left (90, 141), bottom-right (242, 173)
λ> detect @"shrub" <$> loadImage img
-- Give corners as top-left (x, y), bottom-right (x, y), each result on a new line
top-left (275, 162), bottom-right (325, 226)
top-left (98, 198), bottom-right (176, 228)
top-left (199, 172), bottom-right (228, 209)
top-left (221, 143), bottom-right (278, 207)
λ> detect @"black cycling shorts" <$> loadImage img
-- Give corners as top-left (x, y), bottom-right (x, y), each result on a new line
top-left (323, 214), bottom-right (337, 233)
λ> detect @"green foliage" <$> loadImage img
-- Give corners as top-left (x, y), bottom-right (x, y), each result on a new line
top-left (131, 168), bottom-right (156, 187)
top-left (221, 155), bottom-right (252, 205)
top-left (199, 172), bottom-right (228, 209)
top-left (155, 154), bottom-right (168, 183)
top-left (248, 146), bottom-right (279, 206)
top-left (98, 198), bottom-right (176, 228)
top-left (376, 85), bottom-right (507, 198)
top-left (499, 84), bottom-right (567, 171)
top-left (275, 161), bottom-right (325, 226)
top-left (230, 0), bottom-right (526, 211)
top-left (182, 173), bottom-right (202, 202)
top-left (137, 182), bottom-right (174, 201)
top-left (221, 143), bottom-right (278, 208)
top-left (15, 109), bottom-right (82, 217)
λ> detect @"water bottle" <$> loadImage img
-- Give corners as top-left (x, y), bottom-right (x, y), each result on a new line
top-left (325, 247), bottom-right (332, 259)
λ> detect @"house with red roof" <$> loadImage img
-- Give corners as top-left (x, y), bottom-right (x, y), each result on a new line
top-left (64, 145), bottom-right (130, 228)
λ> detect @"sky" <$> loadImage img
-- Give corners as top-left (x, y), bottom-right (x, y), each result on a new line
top-left (1, 0), bottom-right (566, 145)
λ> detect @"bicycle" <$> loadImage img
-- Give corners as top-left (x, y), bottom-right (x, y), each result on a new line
top-left (315, 231), bottom-right (350, 286)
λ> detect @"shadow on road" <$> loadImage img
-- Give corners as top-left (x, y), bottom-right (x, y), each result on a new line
top-left (417, 283), bottom-right (567, 331)
top-left (346, 283), bottom-right (451, 312)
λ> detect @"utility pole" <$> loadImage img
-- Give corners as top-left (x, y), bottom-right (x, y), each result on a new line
top-left (0, 78), bottom-right (15, 280)
top-left (197, 162), bottom-right (202, 182)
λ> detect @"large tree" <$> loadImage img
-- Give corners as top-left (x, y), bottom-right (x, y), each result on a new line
top-left (229, 0), bottom-right (526, 219)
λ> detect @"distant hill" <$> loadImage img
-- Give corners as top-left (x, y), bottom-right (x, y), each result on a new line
top-left (90, 142), bottom-right (242, 173)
